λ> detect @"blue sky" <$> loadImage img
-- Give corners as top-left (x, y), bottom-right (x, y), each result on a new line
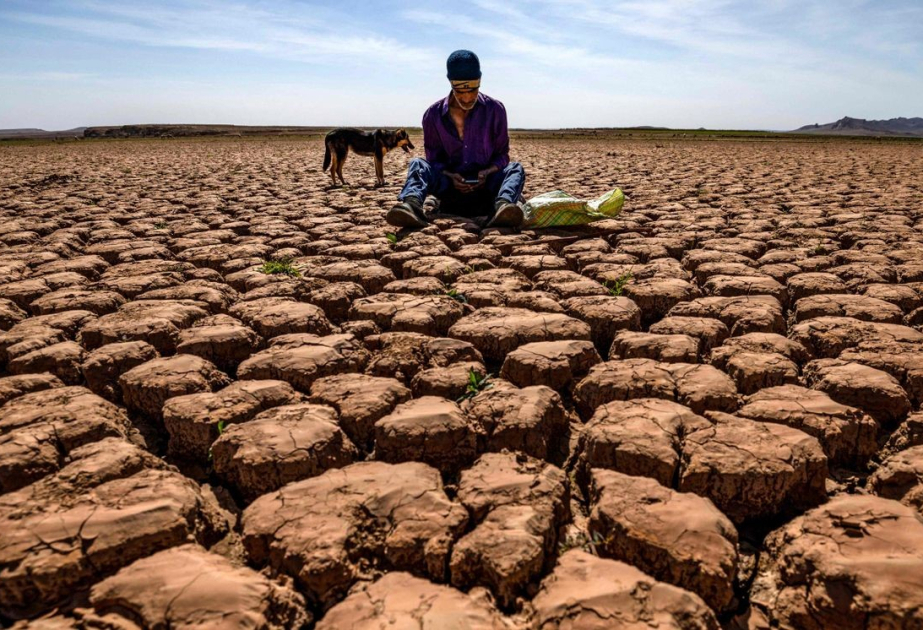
top-left (1, 0), bottom-right (920, 130)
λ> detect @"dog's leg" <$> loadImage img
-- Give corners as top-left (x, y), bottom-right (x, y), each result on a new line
top-left (374, 154), bottom-right (384, 187)
top-left (336, 148), bottom-right (348, 185)
top-left (374, 145), bottom-right (385, 187)
top-left (328, 151), bottom-right (338, 187)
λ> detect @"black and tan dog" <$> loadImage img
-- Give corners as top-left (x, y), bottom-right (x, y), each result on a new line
top-left (323, 128), bottom-right (414, 186)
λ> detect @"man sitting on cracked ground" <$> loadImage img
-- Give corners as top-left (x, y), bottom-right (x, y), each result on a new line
top-left (387, 49), bottom-right (525, 230)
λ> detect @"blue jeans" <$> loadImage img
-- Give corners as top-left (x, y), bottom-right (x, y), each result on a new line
top-left (398, 158), bottom-right (525, 217)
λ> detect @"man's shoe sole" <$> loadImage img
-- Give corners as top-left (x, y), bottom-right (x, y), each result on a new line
top-left (486, 203), bottom-right (524, 228)
top-left (386, 205), bottom-right (427, 228)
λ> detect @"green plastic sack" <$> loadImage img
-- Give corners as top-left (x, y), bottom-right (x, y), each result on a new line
top-left (522, 189), bottom-right (624, 228)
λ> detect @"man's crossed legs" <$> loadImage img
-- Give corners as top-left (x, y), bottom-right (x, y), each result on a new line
top-left (387, 158), bottom-right (526, 228)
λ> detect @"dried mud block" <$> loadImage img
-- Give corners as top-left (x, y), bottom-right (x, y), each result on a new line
top-left (560, 295), bottom-right (641, 353)
top-left (30, 288), bottom-right (126, 316)
top-left (0, 278), bottom-right (74, 311)
top-left (708, 332), bottom-right (809, 367)
top-left (789, 316), bottom-right (923, 359)
top-left (0, 387), bottom-right (132, 492)
top-left (229, 297), bottom-right (333, 340)
top-left (680, 413), bottom-right (828, 524)
top-left (119, 354), bottom-right (231, 420)
top-left (577, 398), bottom-right (711, 487)
top-left (402, 255), bottom-right (469, 283)
top-left (0, 468), bottom-right (226, 619)
top-left (720, 351), bottom-right (799, 396)
top-left (7, 340), bottom-right (86, 385)
top-left (96, 271), bottom-right (187, 299)
top-left (241, 461), bottom-right (467, 609)
top-left (212, 403), bottom-right (357, 502)
top-left (803, 359), bottom-right (911, 427)
top-left (313, 260), bottom-right (396, 293)
top-left (868, 446), bottom-right (923, 512)
top-left (533, 270), bottom-right (608, 299)
top-left (750, 495), bottom-right (923, 630)
top-left (0, 438), bottom-right (167, 510)
top-left (364, 332), bottom-right (483, 383)
top-left (506, 290), bottom-right (563, 313)
top-left (0, 324), bottom-right (67, 367)
top-left (838, 342), bottom-right (923, 407)
top-left (411, 360), bottom-right (487, 399)
top-left (164, 379), bottom-right (300, 460)
top-left (86, 544), bottom-right (312, 629)
top-left (882, 411), bottom-right (923, 457)
top-left (527, 550), bottom-right (718, 629)
top-left (349, 292), bottom-right (469, 335)
top-left (861, 283), bottom-right (923, 313)
top-left (574, 359), bottom-right (738, 420)
top-left (382, 275), bottom-right (446, 295)
top-left (304, 281), bottom-right (365, 323)
top-left (621, 277), bottom-right (701, 327)
top-left (735, 385), bottom-right (877, 468)
top-left (500, 340), bottom-right (601, 390)
top-left (238, 333), bottom-right (367, 393)
top-left (78, 299), bottom-right (210, 353)
top-left (374, 396), bottom-right (482, 473)
top-left (649, 316), bottom-right (729, 355)
top-left (309, 374), bottom-right (410, 452)
top-left (449, 307), bottom-right (591, 363)
top-left (33, 255), bottom-right (109, 281)
top-left (0, 298), bottom-right (27, 331)
top-left (793, 293), bottom-right (904, 324)
top-left (135, 280), bottom-right (238, 314)
top-left (609, 331), bottom-right (699, 363)
top-left (316, 572), bottom-right (509, 630)
top-left (701, 275), bottom-right (788, 308)
top-left (463, 380), bottom-right (569, 461)
top-left (785, 272), bottom-right (847, 302)
top-left (175, 320), bottom-right (263, 373)
top-left (683, 249), bottom-right (756, 273)
top-left (450, 452), bottom-right (569, 609)
top-left (0, 373), bottom-right (64, 408)
top-left (589, 469), bottom-right (738, 613)
top-left (81, 341), bottom-right (159, 403)
top-left (504, 254), bottom-right (569, 279)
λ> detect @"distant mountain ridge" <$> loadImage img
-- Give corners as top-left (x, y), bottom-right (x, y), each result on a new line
top-left (0, 127), bottom-right (86, 139)
top-left (793, 116), bottom-right (923, 137)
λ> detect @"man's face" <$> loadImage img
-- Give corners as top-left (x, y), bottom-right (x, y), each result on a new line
top-left (452, 86), bottom-right (479, 111)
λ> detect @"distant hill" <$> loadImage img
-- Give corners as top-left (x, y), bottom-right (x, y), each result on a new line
top-left (0, 127), bottom-right (86, 139)
top-left (793, 117), bottom-right (923, 137)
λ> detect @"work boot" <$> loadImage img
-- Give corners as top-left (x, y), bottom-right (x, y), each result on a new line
top-left (485, 199), bottom-right (524, 228)
top-left (386, 196), bottom-right (428, 228)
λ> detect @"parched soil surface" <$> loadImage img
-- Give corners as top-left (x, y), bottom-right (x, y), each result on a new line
top-left (1, 134), bottom-right (922, 628)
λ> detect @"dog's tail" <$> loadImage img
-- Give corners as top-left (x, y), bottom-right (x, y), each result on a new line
top-left (323, 141), bottom-right (331, 171)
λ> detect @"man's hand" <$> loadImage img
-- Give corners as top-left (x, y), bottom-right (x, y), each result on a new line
top-left (446, 172), bottom-right (474, 193)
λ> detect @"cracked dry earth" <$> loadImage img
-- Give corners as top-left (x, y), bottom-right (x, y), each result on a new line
top-left (1, 134), bottom-right (923, 629)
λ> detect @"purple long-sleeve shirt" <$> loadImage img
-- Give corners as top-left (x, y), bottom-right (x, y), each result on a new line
top-left (422, 92), bottom-right (510, 177)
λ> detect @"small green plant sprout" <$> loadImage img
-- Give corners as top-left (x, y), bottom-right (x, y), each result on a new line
top-left (457, 369), bottom-right (493, 402)
top-left (603, 272), bottom-right (633, 297)
top-left (444, 288), bottom-right (468, 304)
top-left (557, 530), bottom-right (613, 557)
top-left (385, 232), bottom-right (398, 246)
top-left (258, 257), bottom-right (301, 277)
top-left (153, 221), bottom-right (169, 230)
top-left (207, 420), bottom-right (228, 464)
